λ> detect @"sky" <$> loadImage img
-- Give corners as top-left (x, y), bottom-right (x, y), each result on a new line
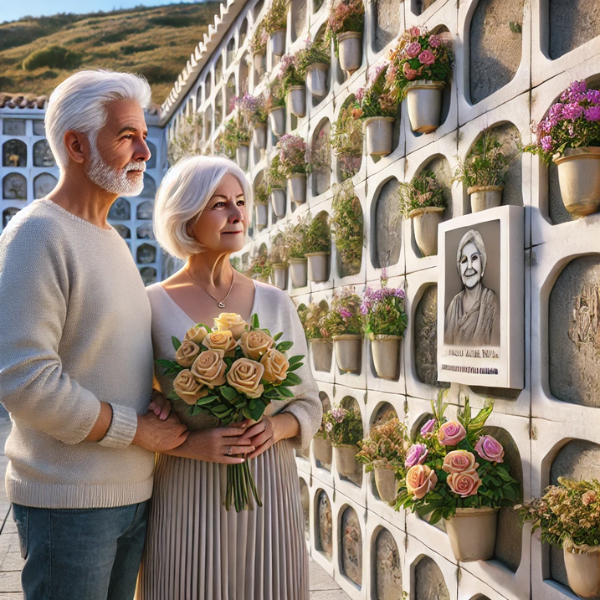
top-left (0, 0), bottom-right (203, 24)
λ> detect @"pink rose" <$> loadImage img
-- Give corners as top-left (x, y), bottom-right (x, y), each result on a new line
top-left (420, 418), bottom-right (437, 439)
top-left (437, 421), bottom-right (466, 446)
top-left (418, 50), bottom-right (435, 66)
top-left (582, 491), bottom-right (597, 506)
top-left (406, 42), bottom-right (422, 59)
top-left (408, 26), bottom-right (421, 37)
top-left (447, 469), bottom-right (482, 498)
top-left (406, 465), bottom-right (438, 499)
top-left (429, 35), bottom-right (441, 48)
top-left (403, 62), bottom-right (418, 81)
top-left (474, 435), bottom-right (505, 463)
top-left (442, 450), bottom-right (478, 474)
top-left (405, 443), bottom-right (428, 469)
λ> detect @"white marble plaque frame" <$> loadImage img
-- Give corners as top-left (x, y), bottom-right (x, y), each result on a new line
top-left (437, 205), bottom-right (524, 389)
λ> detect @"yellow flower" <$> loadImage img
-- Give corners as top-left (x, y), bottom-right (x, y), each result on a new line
top-left (238, 330), bottom-right (274, 360)
top-left (173, 369), bottom-right (207, 405)
top-left (226, 358), bottom-right (265, 398)
top-left (214, 313), bottom-right (249, 340)
top-left (203, 330), bottom-right (237, 357)
top-left (260, 348), bottom-right (289, 384)
top-left (175, 340), bottom-right (200, 367)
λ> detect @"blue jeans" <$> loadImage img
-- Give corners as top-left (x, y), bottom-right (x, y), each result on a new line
top-left (12, 501), bottom-right (149, 600)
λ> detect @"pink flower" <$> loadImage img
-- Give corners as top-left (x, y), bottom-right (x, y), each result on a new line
top-left (403, 62), bottom-right (418, 81)
top-left (447, 469), bottom-right (482, 498)
top-left (420, 418), bottom-right (437, 439)
top-left (585, 106), bottom-right (600, 122)
top-left (474, 435), bottom-right (505, 463)
top-left (406, 464), bottom-right (437, 499)
top-left (429, 35), bottom-right (441, 48)
top-left (418, 50), bottom-right (435, 66)
top-left (540, 136), bottom-right (553, 153)
top-left (442, 450), bottom-right (478, 474)
top-left (582, 491), bottom-right (597, 506)
top-left (405, 443), bottom-right (428, 468)
top-left (406, 42), bottom-right (422, 59)
top-left (437, 421), bottom-right (466, 446)
top-left (408, 26), bottom-right (421, 37)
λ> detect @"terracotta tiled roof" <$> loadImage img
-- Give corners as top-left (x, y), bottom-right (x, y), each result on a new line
top-left (0, 93), bottom-right (48, 109)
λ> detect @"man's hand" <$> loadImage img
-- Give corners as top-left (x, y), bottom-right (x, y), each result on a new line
top-left (147, 389), bottom-right (172, 420)
top-left (132, 411), bottom-right (189, 453)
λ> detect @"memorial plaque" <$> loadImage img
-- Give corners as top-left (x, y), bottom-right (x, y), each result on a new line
top-left (2, 173), bottom-right (27, 200)
top-left (2, 207), bottom-right (20, 228)
top-left (3, 120), bottom-right (25, 136)
top-left (317, 490), bottom-right (332, 559)
top-left (33, 140), bottom-right (55, 167)
top-left (375, 529), bottom-right (402, 600)
top-left (139, 267), bottom-right (157, 286)
top-left (34, 173), bottom-right (57, 199)
top-left (3, 139), bottom-right (27, 167)
top-left (137, 201), bottom-right (154, 220)
top-left (109, 198), bottom-right (131, 221)
top-left (341, 507), bottom-right (362, 586)
top-left (32, 120), bottom-right (46, 136)
top-left (137, 244), bottom-right (156, 264)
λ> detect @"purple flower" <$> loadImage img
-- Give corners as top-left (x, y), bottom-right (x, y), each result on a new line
top-left (405, 443), bottom-right (428, 468)
top-left (420, 418), bottom-right (437, 439)
top-left (339, 308), bottom-right (352, 319)
top-left (331, 407), bottom-right (347, 423)
top-left (429, 35), bottom-right (441, 48)
top-left (585, 106), bottom-right (600, 121)
top-left (587, 89), bottom-right (600, 104)
top-left (540, 136), bottom-right (553, 152)
top-left (325, 422), bottom-right (333, 432)
top-left (562, 102), bottom-right (585, 121)
top-left (355, 87), bottom-right (365, 103)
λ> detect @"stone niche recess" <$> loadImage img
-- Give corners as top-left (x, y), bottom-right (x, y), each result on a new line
top-left (299, 479), bottom-right (310, 540)
top-left (312, 120), bottom-right (331, 196)
top-left (316, 489), bottom-right (333, 560)
top-left (411, 0), bottom-right (438, 16)
top-left (372, 0), bottom-right (401, 53)
top-left (549, 255), bottom-right (600, 408)
top-left (372, 177), bottom-right (401, 269)
top-left (291, 0), bottom-right (307, 43)
top-left (317, 391), bottom-right (332, 471)
top-left (549, 440), bottom-right (600, 588)
top-left (374, 529), bottom-right (402, 599)
top-left (340, 506), bottom-right (362, 587)
top-left (340, 396), bottom-right (363, 487)
top-left (413, 556), bottom-right (450, 600)
top-left (549, 0), bottom-right (600, 59)
top-left (469, 0), bottom-right (524, 105)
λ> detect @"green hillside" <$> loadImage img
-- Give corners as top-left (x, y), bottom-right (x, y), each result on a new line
top-left (0, 2), bottom-right (220, 104)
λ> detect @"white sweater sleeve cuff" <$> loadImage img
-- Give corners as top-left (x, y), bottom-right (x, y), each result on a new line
top-left (98, 404), bottom-right (138, 449)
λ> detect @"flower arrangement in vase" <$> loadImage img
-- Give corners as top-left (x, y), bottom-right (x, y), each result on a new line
top-left (324, 0), bottom-right (364, 74)
top-left (248, 251), bottom-right (272, 283)
top-left (524, 79), bottom-right (600, 216)
top-left (385, 27), bottom-right (453, 133)
top-left (296, 37), bottom-right (331, 99)
top-left (250, 22), bottom-right (269, 66)
top-left (254, 178), bottom-right (269, 230)
top-left (268, 234), bottom-right (289, 290)
top-left (263, 0), bottom-right (288, 57)
top-left (297, 300), bottom-right (332, 373)
top-left (278, 53), bottom-right (307, 117)
top-left (331, 100), bottom-right (363, 180)
top-left (361, 271), bottom-right (407, 380)
top-left (236, 93), bottom-right (268, 151)
top-left (324, 405), bottom-right (364, 476)
top-left (265, 154), bottom-right (287, 217)
top-left (304, 212), bottom-right (331, 283)
top-left (216, 117), bottom-right (252, 166)
top-left (397, 170), bottom-right (447, 257)
top-left (265, 78), bottom-right (287, 137)
top-left (331, 179), bottom-right (363, 277)
top-left (283, 216), bottom-right (309, 288)
top-left (276, 133), bottom-right (309, 205)
top-left (396, 396), bottom-right (520, 562)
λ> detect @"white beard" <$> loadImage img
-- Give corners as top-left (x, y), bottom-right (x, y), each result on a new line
top-left (86, 145), bottom-right (146, 197)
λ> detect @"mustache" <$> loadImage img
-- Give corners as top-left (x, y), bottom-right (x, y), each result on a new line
top-left (124, 161), bottom-right (146, 173)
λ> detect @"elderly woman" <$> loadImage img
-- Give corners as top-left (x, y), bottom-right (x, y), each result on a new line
top-left (137, 156), bottom-right (321, 600)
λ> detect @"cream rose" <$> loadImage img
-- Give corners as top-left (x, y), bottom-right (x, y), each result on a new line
top-left (226, 358), bottom-right (265, 398)
top-left (173, 369), bottom-right (207, 405)
top-left (442, 450), bottom-right (479, 474)
top-left (406, 464), bottom-right (438, 499)
top-left (203, 331), bottom-right (237, 356)
top-left (214, 313), bottom-right (249, 340)
top-left (184, 324), bottom-right (209, 345)
top-left (447, 469), bottom-right (482, 498)
top-left (260, 349), bottom-right (289, 384)
top-left (191, 349), bottom-right (227, 389)
top-left (175, 340), bottom-right (201, 367)
top-left (239, 330), bottom-right (274, 360)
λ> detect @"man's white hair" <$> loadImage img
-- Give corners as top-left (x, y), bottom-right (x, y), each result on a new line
top-left (45, 70), bottom-right (152, 171)
top-left (154, 155), bottom-right (252, 260)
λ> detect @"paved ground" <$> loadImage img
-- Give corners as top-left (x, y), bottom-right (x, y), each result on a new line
top-left (0, 406), bottom-right (348, 599)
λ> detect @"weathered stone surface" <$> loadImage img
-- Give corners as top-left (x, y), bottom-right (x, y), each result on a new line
top-left (141, 174), bottom-right (157, 199)
top-left (340, 397), bottom-right (363, 487)
top-left (373, 0), bottom-right (401, 52)
top-left (549, 256), bottom-right (600, 407)
top-left (2, 174), bottom-right (27, 201)
top-left (373, 403), bottom-right (397, 426)
top-left (2, 120), bottom-right (25, 136)
top-left (312, 120), bottom-right (331, 196)
top-left (33, 173), bottom-right (57, 200)
top-left (239, 59), bottom-right (249, 94)
top-left (374, 178), bottom-right (401, 269)
top-left (292, 0), bottom-right (308, 42)
top-left (317, 490), bottom-right (333, 559)
top-left (469, 0), bottom-right (524, 105)
top-left (299, 479), bottom-right (310, 540)
top-left (32, 120), bottom-right (45, 136)
top-left (375, 529), bottom-right (402, 599)
top-left (489, 123), bottom-right (522, 207)
top-left (549, 0), bottom-right (600, 59)
top-left (414, 556), bottom-right (450, 600)
top-left (225, 75), bottom-right (235, 116)
top-left (341, 507), bottom-right (362, 586)
top-left (33, 140), bottom-right (54, 167)
top-left (109, 197), bottom-right (130, 221)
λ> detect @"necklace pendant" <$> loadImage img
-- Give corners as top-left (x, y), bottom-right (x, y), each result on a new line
top-left (218, 302), bottom-right (226, 308)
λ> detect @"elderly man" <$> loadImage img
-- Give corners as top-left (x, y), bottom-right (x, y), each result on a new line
top-left (0, 70), bottom-right (188, 600)
top-left (445, 228), bottom-right (498, 346)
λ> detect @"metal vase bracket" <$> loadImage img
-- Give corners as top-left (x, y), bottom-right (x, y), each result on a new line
top-left (405, 80), bottom-right (445, 134)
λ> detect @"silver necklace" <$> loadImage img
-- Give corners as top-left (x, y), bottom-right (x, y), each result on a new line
top-left (185, 268), bottom-right (235, 309)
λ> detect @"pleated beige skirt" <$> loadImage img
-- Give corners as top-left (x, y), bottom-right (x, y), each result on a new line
top-left (137, 440), bottom-right (309, 600)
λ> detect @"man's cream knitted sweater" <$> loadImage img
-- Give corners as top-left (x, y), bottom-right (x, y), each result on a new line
top-left (0, 199), bottom-right (155, 508)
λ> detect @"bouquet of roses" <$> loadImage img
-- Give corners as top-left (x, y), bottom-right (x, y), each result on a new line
top-left (157, 312), bottom-right (304, 512)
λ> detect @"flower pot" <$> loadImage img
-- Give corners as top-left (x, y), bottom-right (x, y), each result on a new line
top-left (270, 188), bottom-right (286, 217)
top-left (269, 106), bottom-right (286, 137)
top-left (310, 338), bottom-right (333, 372)
top-left (405, 80), bottom-right (445, 134)
top-left (564, 544), bottom-right (600, 599)
top-left (444, 507), bottom-right (499, 562)
top-left (289, 257), bottom-right (308, 288)
top-left (236, 143), bottom-right (249, 170)
top-left (337, 32), bottom-right (362, 74)
top-left (305, 63), bottom-right (329, 99)
top-left (369, 334), bottom-right (402, 380)
top-left (409, 206), bottom-right (444, 257)
top-left (373, 464), bottom-right (398, 505)
top-left (287, 173), bottom-right (307, 205)
top-left (255, 203), bottom-right (268, 230)
top-left (271, 29), bottom-right (286, 57)
top-left (271, 263), bottom-right (288, 290)
top-left (288, 86), bottom-right (307, 118)
top-left (253, 123), bottom-right (267, 151)
top-left (313, 436), bottom-right (333, 465)
top-left (333, 334), bottom-right (362, 373)
top-left (305, 251), bottom-right (330, 283)
top-left (252, 52), bottom-right (264, 76)
top-left (364, 116), bottom-right (395, 157)
top-left (468, 185), bottom-right (503, 213)
top-left (554, 147), bottom-right (600, 216)
top-left (335, 444), bottom-right (359, 476)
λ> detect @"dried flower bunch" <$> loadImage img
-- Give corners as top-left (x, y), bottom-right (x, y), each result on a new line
top-left (397, 170), bottom-right (447, 218)
top-left (283, 215), bottom-right (310, 258)
top-left (356, 417), bottom-right (407, 473)
top-left (297, 300), bottom-right (330, 340)
top-left (524, 80), bottom-right (600, 164)
top-left (265, 154), bottom-right (287, 190)
top-left (331, 179), bottom-right (363, 276)
top-left (304, 212), bottom-right (331, 254)
top-left (295, 37), bottom-right (331, 76)
top-left (263, 0), bottom-right (288, 35)
top-left (268, 234), bottom-right (289, 267)
top-left (265, 77), bottom-right (286, 111)
top-left (395, 396), bottom-right (520, 524)
top-left (321, 288), bottom-right (363, 336)
top-left (324, 0), bottom-right (365, 56)
top-left (454, 133), bottom-right (512, 189)
top-left (250, 22), bottom-right (269, 55)
top-left (353, 64), bottom-right (399, 119)
top-left (385, 27), bottom-right (453, 103)
top-left (167, 114), bottom-right (203, 165)
top-left (332, 101), bottom-right (364, 181)
top-left (278, 53), bottom-right (305, 95)
top-left (323, 405), bottom-right (363, 446)
top-left (248, 251), bottom-right (272, 279)
top-left (361, 271), bottom-right (407, 338)
top-left (516, 478), bottom-right (600, 550)
top-left (236, 93), bottom-right (268, 127)
top-left (276, 134), bottom-right (309, 176)
top-left (254, 178), bottom-right (269, 206)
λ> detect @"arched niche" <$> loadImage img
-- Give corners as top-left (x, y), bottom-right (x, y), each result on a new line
top-left (312, 119), bottom-right (331, 196)
top-left (2, 173), bottom-right (27, 200)
top-left (371, 177), bottom-right (401, 269)
top-left (205, 74), bottom-right (212, 100)
top-left (291, 0), bottom-right (308, 43)
top-left (2, 207), bottom-right (20, 228)
top-left (411, 0), bottom-right (439, 15)
top-left (33, 140), bottom-right (55, 167)
top-left (113, 224), bottom-right (130, 239)
top-left (136, 201), bottom-right (154, 220)
top-left (316, 391), bottom-right (332, 470)
top-left (299, 478), bottom-right (310, 540)
top-left (373, 0), bottom-right (401, 52)
top-left (33, 121), bottom-right (45, 136)
top-left (239, 18), bottom-right (248, 45)
top-left (204, 105), bottom-right (213, 142)
top-left (371, 402), bottom-right (397, 427)
top-left (2, 119), bottom-right (25, 136)
top-left (137, 243), bottom-right (157, 264)
top-left (146, 141), bottom-right (157, 169)
top-left (226, 74), bottom-right (236, 116)
top-left (109, 198), bottom-right (131, 221)
top-left (374, 528), bottom-right (402, 599)
top-left (137, 223), bottom-right (155, 240)
top-left (340, 396), bottom-right (364, 487)
top-left (139, 266), bottom-right (157, 286)
top-left (549, 255), bottom-right (600, 408)
top-left (315, 489), bottom-right (333, 559)
top-left (239, 54), bottom-right (250, 94)
top-left (2, 139), bottom-right (27, 168)
top-left (549, 0), bottom-right (600, 59)
top-left (470, 0), bottom-right (524, 105)
top-left (226, 37), bottom-right (236, 66)
top-left (215, 90), bottom-right (224, 125)
top-left (215, 55), bottom-right (223, 84)
top-left (254, 0), bottom-right (265, 19)
top-left (340, 506), bottom-right (362, 587)
top-left (414, 556), bottom-right (450, 600)
top-left (33, 173), bottom-right (57, 199)
top-left (196, 85), bottom-right (203, 109)
top-left (334, 94), bottom-right (362, 182)
top-left (140, 175), bottom-right (156, 199)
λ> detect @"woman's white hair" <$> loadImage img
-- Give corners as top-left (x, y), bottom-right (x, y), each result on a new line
top-left (45, 70), bottom-right (152, 171)
top-left (456, 229), bottom-right (487, 277)
top-left (154, 155), bottom-right (252, 260)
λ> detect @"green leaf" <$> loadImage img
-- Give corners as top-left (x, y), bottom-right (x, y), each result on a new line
top-left (278, 386), bottom-right (295, 398)
top-left (288, 355), bottom-right (304, 365)
top-left (192, 405), bottom-right (202, 416)
top-left (273, 332), bottom-right (283, 342)
top-left (251, 314), bottom-right (260, 329)
top-left (196, 395), bottom-right (218, 406)
top-left (219, 386), bottom-right (239, 401)
top-left (287, 363), bottom-right (302, 372)
top-left (171, 336), bottom-right (182, 351)
top-left (249, 403), bottom-right (266, 421)
top-left (155, 359), bottom-right (178, 369)
top-left (276, 341), bottom-right (293, 352)
top-left (167, 390), bottom-right (180, 401)
top-left (283, 372), bottom-right (302, 386)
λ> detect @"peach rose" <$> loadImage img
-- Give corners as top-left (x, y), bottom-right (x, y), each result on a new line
top-left (191, 349), bottom-right (227, 389)
top-left (173, 369), bottom-right (207, 405)
top-left (238, 330), bottom-right (274, 360)
top-left (184, 324), bottom-right (209, 345)
top-left (442, 450), bottom-right (478, 474)
top-left (437, 420), bottom-right (466, 446)
top-left (203, 331), bottom-right (237, 357)
top-left (447, 469), bottom-right (482, 498)
top-left (227, 358), bottom-right (265, 398)
top-left (214, 313), bottom-right (249, 340)
top-left (260, 349), bottom-right (289, 384)
top-left (406, 464), bottom-right (438, 499)
top-left (175, 340), bottom-right (201, 367)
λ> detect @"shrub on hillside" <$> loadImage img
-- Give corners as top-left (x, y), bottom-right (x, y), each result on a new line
top-left (22, 45), bottom-right (82, 71)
